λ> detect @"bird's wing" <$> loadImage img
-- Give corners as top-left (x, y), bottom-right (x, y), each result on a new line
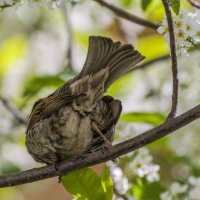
top-left (89, 96), bottom-right (122, 152)
top-left (26, 92), bottom-right (81, 130)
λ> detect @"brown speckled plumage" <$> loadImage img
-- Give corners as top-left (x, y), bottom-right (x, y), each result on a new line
top-left (26, 36), bottom-right (145, 165)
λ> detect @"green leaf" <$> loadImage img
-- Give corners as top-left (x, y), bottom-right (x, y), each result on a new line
top-left (120, 112), bottom-right (165, 126)
top-left (0, 160), bottom-right (20, 174)
top-left (144, 1), bottom-right (165, 21)
top-left (170, 0), bottom-right (180, 15)
top-left (22, 75), bottom-right (65, 99)
top-left (61, 168), bottom-right (106, 200)
top-left (141, 181), bottom-right (164, 199)
top-left (106, 73), bottom-right (135, 98)
top-left (70, 0), bottom-right (80, 6)
top-left (22, 69), bottom-right (76, 101)
top-left (141, 0), bottom-right (152, 11)
top-left (100, 166), bottom-right (113, 200)
top-left (136, 34), bottom-right (169, 60)
top-left (0, 35), bottom-right (27, 80)
top-left (130, 183), bottom-right (143, 199)
top-left (119, 0), bottom-right (132, 7)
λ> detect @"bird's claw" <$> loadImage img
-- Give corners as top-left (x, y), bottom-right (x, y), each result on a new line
top-left (54, 163), bottom-right (63, 183)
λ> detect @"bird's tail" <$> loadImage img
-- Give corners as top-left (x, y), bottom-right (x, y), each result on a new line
top-left (78, 36), bottom-right (145, 90)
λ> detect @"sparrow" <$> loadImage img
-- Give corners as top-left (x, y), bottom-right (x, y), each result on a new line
top-left (25, 36), bottom-right (145, 165)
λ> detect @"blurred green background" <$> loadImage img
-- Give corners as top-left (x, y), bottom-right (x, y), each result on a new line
top-left (0, 0), bottom-right (200, 199)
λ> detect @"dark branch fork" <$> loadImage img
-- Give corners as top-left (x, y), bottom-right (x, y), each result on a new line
top-left (0, 104), bottom-right (200, 187)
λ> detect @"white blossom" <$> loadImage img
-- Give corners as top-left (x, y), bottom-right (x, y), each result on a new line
top-left (188, 176), bottom-right (200, 199)
top-left (160, 182), bottom-right (188, 200)
top-left (160, 176), bottom-right (200, 199)
top-left (189, 187), bottom-right (200, 199)
top-left (146, 164), bottom-right (160, 182)
top-left (157, 9), bottom-right (200, 55)
top-left (109, 164), bottom-right (129, 194)
top-left (160, 191), bottom-right (173, 200)
top-left (170, 182), bottom-right (188, 195)
top-left (194, 30), bottom-right (200, 43)
top-left (188, 176), bottom-right (200, 186)
top-left (182, 17), bottom-right (196, 37)
top-left (0, 0), bottom-right (76, 9)
top-left (129, 148), bottom-right (160, 182)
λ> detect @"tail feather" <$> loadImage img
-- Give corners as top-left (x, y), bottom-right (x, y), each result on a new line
top-left (79, 36), bottom-right (121, 77)
top-left (108, 48), bottom-right (136, 69)
top-left (97, 40), bottom-right (121, 73)
top-left (105, 53), bottom-right (144, 89)
top-left (56, 36), bottom-right (145, 95)
top-left (79, 36), bottom-right (145, 90)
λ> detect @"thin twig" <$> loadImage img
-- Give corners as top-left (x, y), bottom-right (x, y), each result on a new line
top-left (62, 4), bottom-right (74, 70)
top-left (93, 0), bottom-right (159, 30)
top-left (162, 0), bottom-right (178, 119)
top-left (132, 54), bottom-right (170, 71)
top-left (0, 104), bottom-right (200, 187)
top-left (188, 0), bottom-right (200, 9)
top-left (0, 96), bottom-right (27, 125)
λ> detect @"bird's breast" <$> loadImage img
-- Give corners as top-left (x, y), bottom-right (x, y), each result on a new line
top-left (46, 106), bottom-right (93, 157)
top-left (26, 106), bottom-right (94, 164)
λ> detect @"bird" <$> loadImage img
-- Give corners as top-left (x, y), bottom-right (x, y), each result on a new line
top-left (25, 36), bottom-right (145, 165)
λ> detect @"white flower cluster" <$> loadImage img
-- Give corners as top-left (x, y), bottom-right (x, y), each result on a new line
top-left (129, 148), bottom-right (160, 182)
top-left (157, 9), bottom-right (200, 55)
top-left (188, 176), bottom-right (200, 199)
top-left (108, 164), bottom-right (129, 194)
top-left (0, 0), bottom-right (78, 9)
top-left (160, 182), bottom-right (188, 200)
top-left (160, 176), bottom-right (200, 200)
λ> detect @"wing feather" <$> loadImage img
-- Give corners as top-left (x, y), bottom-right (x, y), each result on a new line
top-left (27, 93), bottom-right (80, 130)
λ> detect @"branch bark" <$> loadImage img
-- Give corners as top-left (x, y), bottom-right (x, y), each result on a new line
top-left (188, 0), bottom-right (200, 9)
top-left (93, 0), bottom-right (159, 30)
top-left (1, 104), bottom-right (200, 187)
top-left (162, 0), bottom-right (178, 119)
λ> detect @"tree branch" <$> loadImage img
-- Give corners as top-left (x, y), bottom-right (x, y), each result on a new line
top-left (1, 104), bottom-right (200, 187)
top-left (188, 0), bottom-right (200, 9)
top-left (162, 0), bottom-right (178, 119)
top-left (0, 96), bottom-right (27, 125)
top-left (93, 0), bottom-right (159, 30)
